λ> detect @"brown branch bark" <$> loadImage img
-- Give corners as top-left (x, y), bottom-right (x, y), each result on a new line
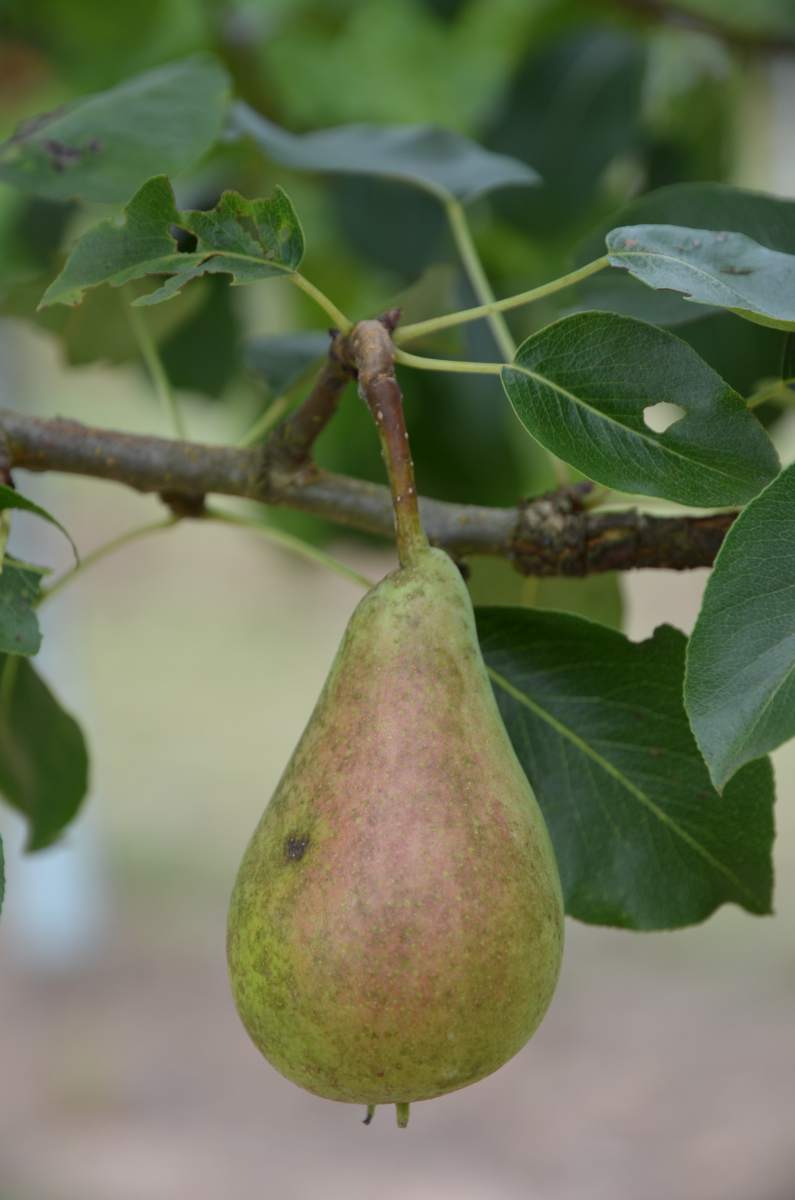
top-left (265, 334), bottom-right (353, 474)
top-left (0, 407), bottom-right (734, 575)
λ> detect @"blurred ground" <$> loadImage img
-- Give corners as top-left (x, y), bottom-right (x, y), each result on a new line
top-left (0, 322), bottom-right (794, 1200)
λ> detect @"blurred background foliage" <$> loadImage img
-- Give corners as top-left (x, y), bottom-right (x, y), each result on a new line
top-left (0, 0), bottom-right (792, 572)
top-left (3, 6), bottom-right (795, 1196)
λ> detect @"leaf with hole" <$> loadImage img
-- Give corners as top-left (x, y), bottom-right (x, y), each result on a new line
top-left (0, 656), bottom-right (89, 850)
top-left (40, 177), bottom-right (304, 309)
top-left (0, 56), bottom-right (231, 204)
top-left (501, 312), bottom-right (779, 506)
top-left (230, 102), bottom-right (538, 205)
top-left (607, 225), bottom-right (795, 331)
top-left (686, 462), bottom-right (795, 790)
top-left (476, 610), bottom-right (775, 929)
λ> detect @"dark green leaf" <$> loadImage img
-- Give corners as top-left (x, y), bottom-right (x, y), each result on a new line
top-left (576, 182), bottom-right (795, 366)
top-left (476, 611), bottom-right (775, 929)
top-left (0, 559), bottom-right (45, 657)
top-left (330, 175), bottom-right (445, 280)
top-left (0, 270), bottom-right (201, 368)
top-left (159, 276), bottom-right (241, 399)
top-left (671, 0), bottom-right (795, 37)
top-left (580, 182), bottom-right (795, 262)
top-left (0, 655), bottom-right (89, 851)
top-left (230, 102), bottom-right (538, 204)
top-left (488, 29), bottom-right (646, 234)
top-left (676, 312), bottom-right (786, 399)
top-left (686, 462), bottom-right (795, 790)
top-left (571, 275), bottom-right (787, 398)
top-left (641, 28), bottom-right (734, 189)
top-left (0, 485), bottom-right (77, 561)
top-left (244, 331), bottom-right (331, 394)
top-left (40, 176), bottom-right (304, 309)
top-left (576, 183), bottom-right (795, 349)
top-left (607, 225), bottom-right (795, 331)
top-left (420, 0), bottom-right (467, 17)
top-left (502, 312), bottom-right (779, 506)
top-left (783, 331), bottom-right (795, 379)
top-left (0, 56), bottom-right (231, 203)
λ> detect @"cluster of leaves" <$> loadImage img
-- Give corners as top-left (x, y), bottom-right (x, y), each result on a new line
top-left (0, 20), bottom-right (793, 934)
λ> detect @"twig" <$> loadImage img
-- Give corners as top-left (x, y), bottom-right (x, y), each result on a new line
top-left (394, 257), bottom-right (609, 345)
top-left (0, 407), bottom-right (735, 575)
top-left (265, 337), bottom-right (353, 474)
top-left (442, 198), bottom-right (569, 485)
top-left (445, 198), bottom-right (516, 362)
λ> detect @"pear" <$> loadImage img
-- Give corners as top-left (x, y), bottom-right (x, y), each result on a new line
top-left (227, 543), bottom-right (564, 1125)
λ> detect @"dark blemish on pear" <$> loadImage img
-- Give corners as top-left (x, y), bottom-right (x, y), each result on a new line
top-left (227, 546), bottom-right (563, 1118)
top-left (285, 833), bottom-right (310, 861)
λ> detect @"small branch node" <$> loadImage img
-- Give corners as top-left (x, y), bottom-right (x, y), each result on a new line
top-left (159, 491), bottom-right (206, 519)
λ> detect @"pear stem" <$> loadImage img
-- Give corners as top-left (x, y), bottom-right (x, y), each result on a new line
top-left (350, 319), bottom-right (427, 568)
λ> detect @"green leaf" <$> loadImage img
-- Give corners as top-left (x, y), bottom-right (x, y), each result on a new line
top-left (0, 655), bottom-right (89, 851)
top-left (572, 276), bottom-right (787, 399)
top-left (0, 559), bottom-right (45, 657)
top-left (488, 28), bottom-right (646, 235)
top-left (576, 183), bottom-right (795, 369)
top-left (607, 225), bottom-right (795, 332)
top-left (244, 331), bottom-right (331, 394)
top-left (527, 574), bottom-right (623, 631)
top-left (0, 56), bottom-right (231, 204)
top-left (230, 102), bottom-right (538, 205)
top-left (40, 176), bottom-right (304, 309)
top-left (159, 276), bottom-right (241, 399)
top-left (782, 330), bottom-right (795, 380)
top-left (686, 462), bottom-right (795, 790)
top-left (670, 0), bottom-right (795, 37)
top-left (580, 183), bottom-right (795, 262)
top-left (476, 611), bottom-right (775, 929)
top-left (0, 484), bottom-right (78, 561)
top-left (502, 312), bottom-right (779, 507)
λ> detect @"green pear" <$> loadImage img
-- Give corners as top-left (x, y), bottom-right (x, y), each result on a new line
top-left (227, 545), bottom-right (564, 1126)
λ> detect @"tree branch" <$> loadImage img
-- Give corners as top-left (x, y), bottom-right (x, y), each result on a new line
top-left (0, 407), bottom-right (734, 575)
top-left (265, 333), bottom-right (353, 472)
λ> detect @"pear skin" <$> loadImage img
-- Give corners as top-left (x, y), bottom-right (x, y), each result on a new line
top-left (227, 546), bottom-right (563, 1113)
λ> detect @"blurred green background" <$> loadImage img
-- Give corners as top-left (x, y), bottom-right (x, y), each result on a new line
top-left (1, 2), bottom-right (794, 1197)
